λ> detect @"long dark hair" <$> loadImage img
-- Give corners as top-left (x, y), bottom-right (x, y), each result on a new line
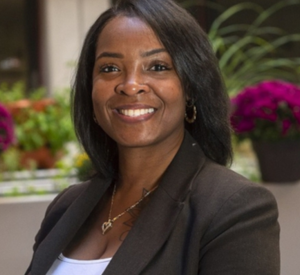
top-left (72, 0), bottom-right (232, 178)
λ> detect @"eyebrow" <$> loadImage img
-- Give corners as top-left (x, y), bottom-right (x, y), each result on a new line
top-left (141, 48), bottom-right (167, 57)
top-left (96, 48), bottom-right (167, 60)
top-left (96, 52), bottom-right (124, 60)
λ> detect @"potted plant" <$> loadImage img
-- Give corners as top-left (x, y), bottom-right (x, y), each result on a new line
top-left (231, 80), bottom-right (300, 182)
top-left (0, 83), bottom-right (76, 169)
top-left (182, 0), bottom-right (300, 96)
top-left (13, 99), bottom-right (75, 169)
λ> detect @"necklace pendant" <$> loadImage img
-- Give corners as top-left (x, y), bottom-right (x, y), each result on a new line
top-left (102, 220), bottom-right (113, 235)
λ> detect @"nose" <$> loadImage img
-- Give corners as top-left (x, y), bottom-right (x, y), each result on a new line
top-left (115, 71), bottom-right (150, 96)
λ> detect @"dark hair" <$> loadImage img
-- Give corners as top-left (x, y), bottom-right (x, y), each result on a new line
top-left (71, 0), bottom-right (232, 178)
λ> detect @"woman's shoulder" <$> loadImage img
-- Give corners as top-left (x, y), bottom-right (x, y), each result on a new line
top-left (47, 180), bottom-right (91, 214)
top-left (31, 179), bottom-right (95, 252)
top-left (196, 158), bottom-right (270, 193)
top-left (190, 159), bottom-right (280, 273)
top-left (37, 179), bottom-right (94, 232)
top-left (190, 159), bottom-right (278, 218)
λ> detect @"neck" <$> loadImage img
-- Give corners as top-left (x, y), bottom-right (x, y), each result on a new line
top-left (117, 133), bottom-right (184, 191)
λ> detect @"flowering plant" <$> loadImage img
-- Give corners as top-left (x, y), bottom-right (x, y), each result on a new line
top-left (231, 80), bottom-right (300, 142)
top-left (0, 103), bottom-right (14, 152)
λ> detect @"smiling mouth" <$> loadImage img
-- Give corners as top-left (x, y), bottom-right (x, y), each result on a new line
top-left (118, 108), bottom-right (155, 117)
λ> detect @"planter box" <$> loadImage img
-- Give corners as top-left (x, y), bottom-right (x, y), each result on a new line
top-left (252, 140), bottom-right (300, 183)
top-left (0, 169), bottom-right (77, 196)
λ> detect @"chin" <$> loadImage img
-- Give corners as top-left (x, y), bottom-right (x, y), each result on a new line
top-left (116, 136), bottom-right (157, 149)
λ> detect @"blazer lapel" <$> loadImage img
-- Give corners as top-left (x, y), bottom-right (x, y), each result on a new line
top-left (104, 132), bottom-right (206, 275)
top-left (31, 176), bottom-right (112, 275)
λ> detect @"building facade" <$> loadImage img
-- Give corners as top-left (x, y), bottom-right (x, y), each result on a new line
top-left (0, 0), bottom-right (110, 93)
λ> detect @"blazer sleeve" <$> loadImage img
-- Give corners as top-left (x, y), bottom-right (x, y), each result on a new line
top-left (198, 184), bottom-right (280, 275)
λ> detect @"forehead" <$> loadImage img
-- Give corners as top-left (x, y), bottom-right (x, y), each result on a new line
top-left (96, 15), bottom-right (164, 52)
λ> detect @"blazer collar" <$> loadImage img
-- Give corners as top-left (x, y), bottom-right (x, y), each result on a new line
top-left (103, 131), bottom-right (206, 274)
top-left (31, 131), bottom-right (206, 275)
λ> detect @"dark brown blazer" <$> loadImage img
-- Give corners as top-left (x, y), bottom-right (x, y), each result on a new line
top-left (25, 133), bottom-right (280, 275)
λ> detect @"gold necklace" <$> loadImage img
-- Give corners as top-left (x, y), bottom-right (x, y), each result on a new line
top-left (101, 183), bottom-right (158, 235)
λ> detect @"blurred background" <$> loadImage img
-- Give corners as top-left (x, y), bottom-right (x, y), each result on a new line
top-left (0, 0), bottom-right (299, 274)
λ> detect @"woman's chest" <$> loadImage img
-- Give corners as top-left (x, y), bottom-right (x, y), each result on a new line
top-left (62, 197), bottom-right (144, 260)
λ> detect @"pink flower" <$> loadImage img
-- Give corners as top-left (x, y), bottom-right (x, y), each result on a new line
top-left (0, 103), bottom-right (15, 152)
top-left (230, 80), bottom-right (300, 141)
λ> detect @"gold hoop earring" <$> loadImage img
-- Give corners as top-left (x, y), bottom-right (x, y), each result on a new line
top-left (185, 101), bottom-right (197, 124)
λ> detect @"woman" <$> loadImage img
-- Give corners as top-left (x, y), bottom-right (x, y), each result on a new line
top-left (26, 0), bottom-right (280, 274)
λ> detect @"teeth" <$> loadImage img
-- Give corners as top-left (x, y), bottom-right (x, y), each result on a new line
top-left (119, 108), bottom-right (155, 117)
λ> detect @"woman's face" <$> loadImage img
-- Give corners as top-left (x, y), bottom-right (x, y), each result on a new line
top-left (92, 16), bottom-right (185, 150)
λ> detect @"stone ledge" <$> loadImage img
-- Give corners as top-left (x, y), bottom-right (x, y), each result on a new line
top-left (0, 169), bottom-right (77, 196)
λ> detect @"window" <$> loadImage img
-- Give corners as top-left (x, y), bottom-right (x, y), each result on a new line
top-left (0, 0), bottom-right (41, 90)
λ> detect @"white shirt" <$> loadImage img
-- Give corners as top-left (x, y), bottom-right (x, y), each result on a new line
top-left (46, 254), bottom-right (112, 275)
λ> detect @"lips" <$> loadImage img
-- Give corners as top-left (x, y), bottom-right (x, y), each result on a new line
top-left (118, 108), bottom-right (155, 117)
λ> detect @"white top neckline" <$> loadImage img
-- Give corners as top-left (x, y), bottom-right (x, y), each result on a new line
top-left (58, 254), bottom-right (112, 264)
top-left (46, 254), bottom-right (112, 274)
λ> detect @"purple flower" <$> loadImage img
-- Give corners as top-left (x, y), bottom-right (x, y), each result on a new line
top-left (230, 80), bottom-right (300, 141)
top-left (0, 103), bottom-right (15, 152)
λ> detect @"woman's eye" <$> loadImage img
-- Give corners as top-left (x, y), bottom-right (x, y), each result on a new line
top-left (150, 64), bottom-right (170, 71)
top-left (100, 65), bottom-right (119, 73)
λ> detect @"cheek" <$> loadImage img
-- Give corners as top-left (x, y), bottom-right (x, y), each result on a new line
top-left (91, 88), bottom-right (99, 107)
top-left (160, 85), bottom-right (186, 125)
top-left (91, 89), bottom-right (109, 128)
top-left (91, 92), bottom-right (100, 113)
top-left (92, 82), bottom-right (107, 109)
top-left (164, 82), bottom-right (186, 110)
